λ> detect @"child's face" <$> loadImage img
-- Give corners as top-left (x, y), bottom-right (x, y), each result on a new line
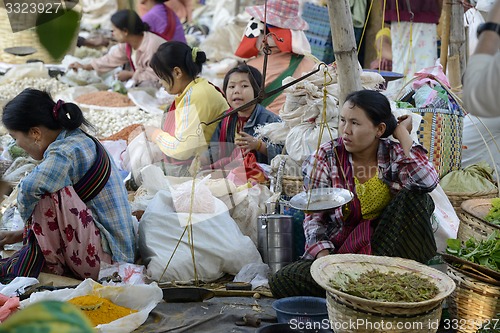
top-left (225, 72), bottom-right (255, 111)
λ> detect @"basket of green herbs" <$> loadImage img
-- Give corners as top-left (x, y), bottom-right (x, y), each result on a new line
top-left (445, 230), bottom-right (500, 281)
top-left (458, 198), bottom-right (500, 242)
top-left (443, 231), bottom-right (500, 333)
top-left (311, 254), bottom-right (456, 333)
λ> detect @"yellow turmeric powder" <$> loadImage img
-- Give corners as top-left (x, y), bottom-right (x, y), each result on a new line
top-left (68, 295), bottom-right (137, 326)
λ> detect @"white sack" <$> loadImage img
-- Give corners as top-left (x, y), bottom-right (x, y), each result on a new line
top-left (429, 184), bottom-right (460, 253)
top-left (285, 122), bottom-right (338, 165)
top-left (139, 190), bottom-right (262, 283)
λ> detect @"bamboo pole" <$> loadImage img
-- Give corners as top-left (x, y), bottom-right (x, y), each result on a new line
top-left (449, 0), bottom-right (466, 79)
top-left (326, 0), bottom-right (362, 105)
top-left (440, 0), bottom-right (452, 72)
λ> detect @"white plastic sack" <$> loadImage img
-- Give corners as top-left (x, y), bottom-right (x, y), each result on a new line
top-left (229, 184), bottom-right (272, 244)
top-left (0, 277), bottom-right (39, 298)
top-left (285, 122), bottom-right (338, 165)
top-left (139, 190), bottom-right (262, 283)
top-left (171, 176), bottom-right (215, 214)
top-left (20, 279), bottom-right (163, 333)
top-left (429, 184), bottom-right (460, 253)
top-left (122, 132), bottom-right (165, 186)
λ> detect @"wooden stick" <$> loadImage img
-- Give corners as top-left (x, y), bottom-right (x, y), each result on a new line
top-left (440, 0), bottom-right (452, 72)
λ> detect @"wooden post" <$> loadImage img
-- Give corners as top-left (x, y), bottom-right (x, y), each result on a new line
top-left (449, 0), bottom-right (466, 79)
top-left (440, 0), bottom-right (452, 72)
top-left (326, 0), bottom-right (362, 105)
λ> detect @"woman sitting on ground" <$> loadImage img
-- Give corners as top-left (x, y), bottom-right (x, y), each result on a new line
top-left (138, 41), bottom-right (229, 177)
top-left (0, 89), bottom-right (136, 283)
top-left (269, 89), bottom-right (439, 298)
top-left (69, 9), bottom-right (166, 87)
top-left (201, 64), bottom-right (282, 170)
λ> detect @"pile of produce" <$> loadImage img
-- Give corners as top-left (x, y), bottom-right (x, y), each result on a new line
top-left (74, 91), bottom-right (135, 107)
top-left (485, 198), bottom-right (500, 225)
top-left (329, 269), bottom-right (439, 302)
top-left (68, 294), bottom-right (137, 326)
top-left (446, 230), bottom-right (500, 272)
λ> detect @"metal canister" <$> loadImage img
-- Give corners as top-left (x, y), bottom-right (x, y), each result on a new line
top-left (257, 214), bottom-right (294, 274)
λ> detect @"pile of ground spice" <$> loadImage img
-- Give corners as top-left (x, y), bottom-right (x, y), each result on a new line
top-left (74, 91), bottom-right (135, 107)
top-left (68, 294), bottom-right (137, 326)
top-left (101, 124), bottom-right (142, 142)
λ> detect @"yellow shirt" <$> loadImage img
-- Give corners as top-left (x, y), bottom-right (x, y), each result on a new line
top-left (152, 78), bottom-right (229, 160)
top-left (354, 175), bottom-right (392, 220)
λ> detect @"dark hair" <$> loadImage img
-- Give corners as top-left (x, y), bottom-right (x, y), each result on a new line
top-left (344, 90), bottom-right (397, 138)
top-left (2, 88), bottom-right (92, 133)
top-left (111, 9), bottom-right (149, 35)
top-left (222, 64), bottom-right (262, 98)
top-left (150, 41), bottom-right (207, 85)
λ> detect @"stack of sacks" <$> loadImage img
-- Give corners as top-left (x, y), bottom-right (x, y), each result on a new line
top-left (256, 63), bottom-right (385, 168)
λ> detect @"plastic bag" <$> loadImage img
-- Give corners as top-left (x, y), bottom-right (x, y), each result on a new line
top-left (429, 185), bottom-right (459, 253)
top-left (21, 279), bottom-right (162, 333)
top-left (233, 263), bottom-right (270, 290)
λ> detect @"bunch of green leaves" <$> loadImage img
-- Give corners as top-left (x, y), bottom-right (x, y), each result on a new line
top-left (485, 198), bottom-right (500, 225)
top-left (446, 231), bottom-right (500, 272)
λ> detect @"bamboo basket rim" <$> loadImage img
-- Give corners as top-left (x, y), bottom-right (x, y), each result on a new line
top-left (460, 198), bottom-right (500, 230)
top-left (311, 254), bottom-right (456, 312)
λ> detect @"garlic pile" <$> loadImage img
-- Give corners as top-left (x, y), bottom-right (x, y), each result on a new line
top-left (0, 77), bottom-right (69, 101)
top-left (84, 108), bottom-right (163, 138)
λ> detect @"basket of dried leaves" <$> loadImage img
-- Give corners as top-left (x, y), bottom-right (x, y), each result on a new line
top-left (311, 254), bottom-right (456, 333)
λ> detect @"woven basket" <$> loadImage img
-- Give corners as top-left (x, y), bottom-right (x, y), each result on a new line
top-left (311, 254), bottom-right (456, 333)
top-left (447, 265), bottom-right (500, 333)
top-left (397, 78), bottom-right (464, 179)
top-left (457, 198), bottom-right (500, 242)
top-left (281, 175), bottom-right (304, 197)
top-left (446, 189), bottom-right (498, 217)
top-left (0, 7), bottom-right (77, 64)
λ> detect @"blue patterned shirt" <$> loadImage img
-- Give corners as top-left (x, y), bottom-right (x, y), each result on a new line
top-left (18, 129), bottom-right (136, 262)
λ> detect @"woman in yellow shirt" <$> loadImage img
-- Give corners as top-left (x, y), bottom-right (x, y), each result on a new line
top-left (144, 41), bottom-right (229, 176)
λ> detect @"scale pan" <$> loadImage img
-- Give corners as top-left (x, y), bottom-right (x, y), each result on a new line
top-left (289, 188), bottom-right (353, 211)
top-left (4, 46), bottom-right (37, 56)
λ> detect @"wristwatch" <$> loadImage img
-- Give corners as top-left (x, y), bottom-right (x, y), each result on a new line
top-left (477, 22), bottom-right (500, 38)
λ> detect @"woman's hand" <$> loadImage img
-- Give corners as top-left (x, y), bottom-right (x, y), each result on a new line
top-left (116, 70), bottom-right (134, 82)
top-left (68, 62), bottom-right (93, 71)
top-left (235, 132), bottom-right (261, 155)
top-left (393, 114), bottom-right (412, 140)
top-left (315, 249), bottom-right (330, 259)
top-left (0, 230), bottom-right (23, 249)
top-left (393, 114), bottom-right (413, 156)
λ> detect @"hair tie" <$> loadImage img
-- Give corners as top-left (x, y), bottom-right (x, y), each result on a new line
top-left (52, 99), bottom-right (64, 120)
top-left (191, 47), bottom-right (199, 62)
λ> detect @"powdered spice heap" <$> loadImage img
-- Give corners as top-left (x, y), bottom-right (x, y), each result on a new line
top-left (68, 294), bottom-right (137, 326)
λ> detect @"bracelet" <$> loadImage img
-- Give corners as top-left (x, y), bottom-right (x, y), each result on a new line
top-left (256, 139), bottom-right (262, 151)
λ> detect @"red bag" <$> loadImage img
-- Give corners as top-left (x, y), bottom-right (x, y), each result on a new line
top-left (227, 152), bottom-right (268, 186)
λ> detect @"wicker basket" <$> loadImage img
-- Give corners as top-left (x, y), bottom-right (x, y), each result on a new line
top-left (447, 265), bottom-right (500, 333)
top-left (457, 198), bottom-right (500, 241)
top-left (446, 189), bottom-right (498, 217)
top-left (311, 254), bottom-right (456, 333)
top-left (0, 7), bottom-right (77, 64)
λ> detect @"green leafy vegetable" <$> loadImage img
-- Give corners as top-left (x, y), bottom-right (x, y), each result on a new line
top-left (329, 269), bottom-right (439, 303)
top-left (485, 198), bottom-right (500, 225)
top-left (446, 231), bottom-right (500, 272)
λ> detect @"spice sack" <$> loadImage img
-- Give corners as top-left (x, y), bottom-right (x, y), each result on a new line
top-left (20, 279), bottom-right (163, 333)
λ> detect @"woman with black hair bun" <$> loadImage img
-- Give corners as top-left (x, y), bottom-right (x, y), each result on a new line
top-left (133, 41), bottom-right (229, 177)
top-left (0, 88), bottom-right (136, 283)
top-left (69, 9), bottom-right (166, 87)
